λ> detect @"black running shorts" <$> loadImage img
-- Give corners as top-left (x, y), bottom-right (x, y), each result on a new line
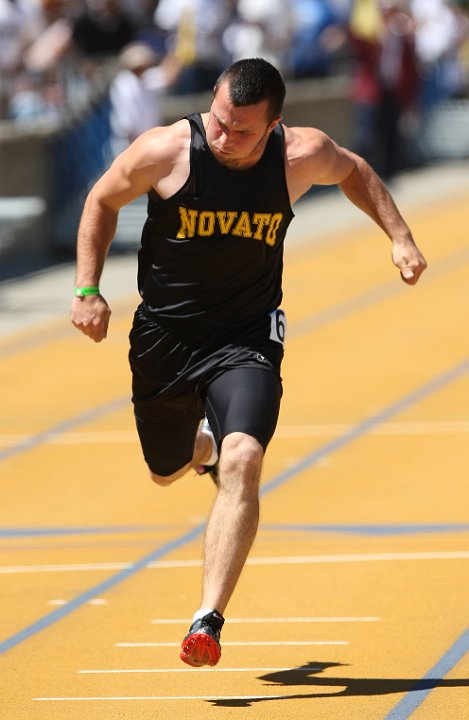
top-left (128, 305), bottom-right (284, 476)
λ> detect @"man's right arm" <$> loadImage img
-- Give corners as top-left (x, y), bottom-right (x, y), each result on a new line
top-left (70, 130), bottom-right (168, 342)
top-left (70, 189), bottom-right (118, 342)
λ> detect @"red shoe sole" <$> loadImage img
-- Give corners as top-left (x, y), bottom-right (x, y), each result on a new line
top-left (180, 631), bottom-right (221, 667)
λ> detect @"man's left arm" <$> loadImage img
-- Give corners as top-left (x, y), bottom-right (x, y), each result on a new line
top-left (289, 128), bottom-right (427, 285)
top-left (337, 150), bottom-right (427, 285)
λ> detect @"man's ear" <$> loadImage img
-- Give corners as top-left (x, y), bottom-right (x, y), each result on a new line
top-left (268, 116), bottom-right (282, 134)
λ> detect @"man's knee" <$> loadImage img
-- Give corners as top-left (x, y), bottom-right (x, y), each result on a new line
top-left (219, 433), bottom-right (264, 487)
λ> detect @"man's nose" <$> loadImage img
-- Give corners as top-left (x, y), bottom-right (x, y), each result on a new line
top-left (219, 129), bottom-right (233, 148)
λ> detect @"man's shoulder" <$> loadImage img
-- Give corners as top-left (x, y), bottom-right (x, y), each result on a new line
top-left (283, 125), bottom-right (332, 161)
top-left (122, 118), bottom-right (192, 197)
top-left (145, 118), bottom-right (191, 149)
top-left (281, 125), bottom-right (345, 203)
top-left (139, 118), bottom-right (191, 160)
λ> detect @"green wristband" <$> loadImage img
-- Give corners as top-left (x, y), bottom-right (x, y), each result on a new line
top-left (74, 286), bottom-right (100, 297)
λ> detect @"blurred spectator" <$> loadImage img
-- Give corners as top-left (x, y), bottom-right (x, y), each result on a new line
top-left (0, 0), bottom-right (39, 116)
top-left (222, 0), bottom-right (295, 75)
top-left (348, 0), bottom-right (386, 165)
top-left (329, 0), bottom-right (354, 14)
top-left (377, 1), bottom-right (420, 175)
top-left (289, 0), bottom-right (344, 78)
top-left (8, 0), bottom-right (142, 124)
top-left (451, 0), bottom-right (469, 90)
top-left (22, 0), bottom-right (74, 75)
top-left (120, 0), bottom-right (159, 29)
top-left (71, 0), bottom-right (137, 58)
top-left (348, 0), bottom-right (420, 177)
top-left (411, 0), bottom-right (469, 109)
top-left (8, 71), bottom-right (65, 124)
top-left (154, 0), bottom-right (231, 94)
top-left (4, 0), bottom-right (71, 123)
top-left (109, 41), bottom-right (181, 155)
top-left (0, 0), bottom-right (37, 69)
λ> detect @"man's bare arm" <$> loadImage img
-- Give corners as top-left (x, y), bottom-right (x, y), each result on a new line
top-left (286, 127), bottom-right (427, 285)
top-left (70, 132), bottom-right (164, 342)
top-left (336, 150), bottom-right (427, 284)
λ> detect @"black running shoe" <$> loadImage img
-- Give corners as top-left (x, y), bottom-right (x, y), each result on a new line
top-left (180, 610), bottom-right (225, 667)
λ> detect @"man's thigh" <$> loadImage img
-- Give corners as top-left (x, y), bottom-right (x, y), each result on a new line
top-left (135, 405), bottom-right (201, 476)
top-left (204, 367), bottom-right (283, 452)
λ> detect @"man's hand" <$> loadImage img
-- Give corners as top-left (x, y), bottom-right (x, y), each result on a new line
top-left (392, 238), bottom-right (427, 286)
top-left (71, 294), bottom-right (111, 342)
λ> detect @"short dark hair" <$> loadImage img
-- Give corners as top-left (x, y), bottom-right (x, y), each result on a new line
top-left (214, 58), bottom-right (286, 122)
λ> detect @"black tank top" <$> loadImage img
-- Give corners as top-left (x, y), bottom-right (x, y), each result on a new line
top-left (137, 112), bottom-right (294, 330)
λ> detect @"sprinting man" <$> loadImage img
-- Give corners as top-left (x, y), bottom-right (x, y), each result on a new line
top-left (71, 57), bottom-right (427, 667)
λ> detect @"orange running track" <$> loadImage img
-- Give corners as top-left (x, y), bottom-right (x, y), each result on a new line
top-left (1, 164), bottom-right (468, 720)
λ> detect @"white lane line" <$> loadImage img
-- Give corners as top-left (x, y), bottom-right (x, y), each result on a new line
top-left (151, 616), bottom-right (379, 624)
top-left (2, 551), bottom-right (469, 574)
top-left (78, 666), bottom-right (314, 674)
top-left (6, 420), bottom-right (469, 448)
top-left (33, 695), bottom-right (286, 701)
top-left (115, 641), bottom-right (348, 647)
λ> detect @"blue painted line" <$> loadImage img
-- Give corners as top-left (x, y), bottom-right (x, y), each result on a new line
top-left (288, 245), bottom-right (469, 340)
top-left (3, 522), bottom-right (468, 540)
top-left (289, 280), bottom-right (399, 339)
top-left (0, 524), bottom-right (205, 654)
top-left (260, 523), bottom-right (469, 536)
top-left (0, 396), bottom-right (128, 463)
top-left (1, 356), bottom-right (468, 658)
top-left (384, 626), bottom-right (469, 719)
top-left (260, 356), bottom-right (469, 497)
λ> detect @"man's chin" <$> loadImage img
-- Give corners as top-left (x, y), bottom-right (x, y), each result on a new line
top-left (213, 150), bottom-right (240, 168)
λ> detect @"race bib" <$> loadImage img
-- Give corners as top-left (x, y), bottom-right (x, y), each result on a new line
top-left (269, 308), bottom-right (286, 345)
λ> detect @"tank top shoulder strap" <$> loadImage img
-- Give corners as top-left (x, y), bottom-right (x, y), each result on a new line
top-left (186, 112), bottom-right (206, 147)
top-left (147, 115), bottom-right (199, 210)
top-left (269, 122), bottom-right (287, 171)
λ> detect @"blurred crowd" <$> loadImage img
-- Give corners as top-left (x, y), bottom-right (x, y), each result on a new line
top-left (1, 0), bottom-right (469, 172)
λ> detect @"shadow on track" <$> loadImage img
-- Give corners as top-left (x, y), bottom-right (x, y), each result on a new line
top-left (207, 661), bottom-right (469, 707)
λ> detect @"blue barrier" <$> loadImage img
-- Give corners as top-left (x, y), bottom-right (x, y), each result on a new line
top-left (48, 93), bottom-right (112, 248)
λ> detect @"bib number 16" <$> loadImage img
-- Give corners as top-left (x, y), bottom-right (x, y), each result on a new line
top-left (269, 308), bottom-right (286, 345)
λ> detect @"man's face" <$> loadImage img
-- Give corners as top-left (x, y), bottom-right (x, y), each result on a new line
top-left (206, 81), bottom-right (280, 170)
